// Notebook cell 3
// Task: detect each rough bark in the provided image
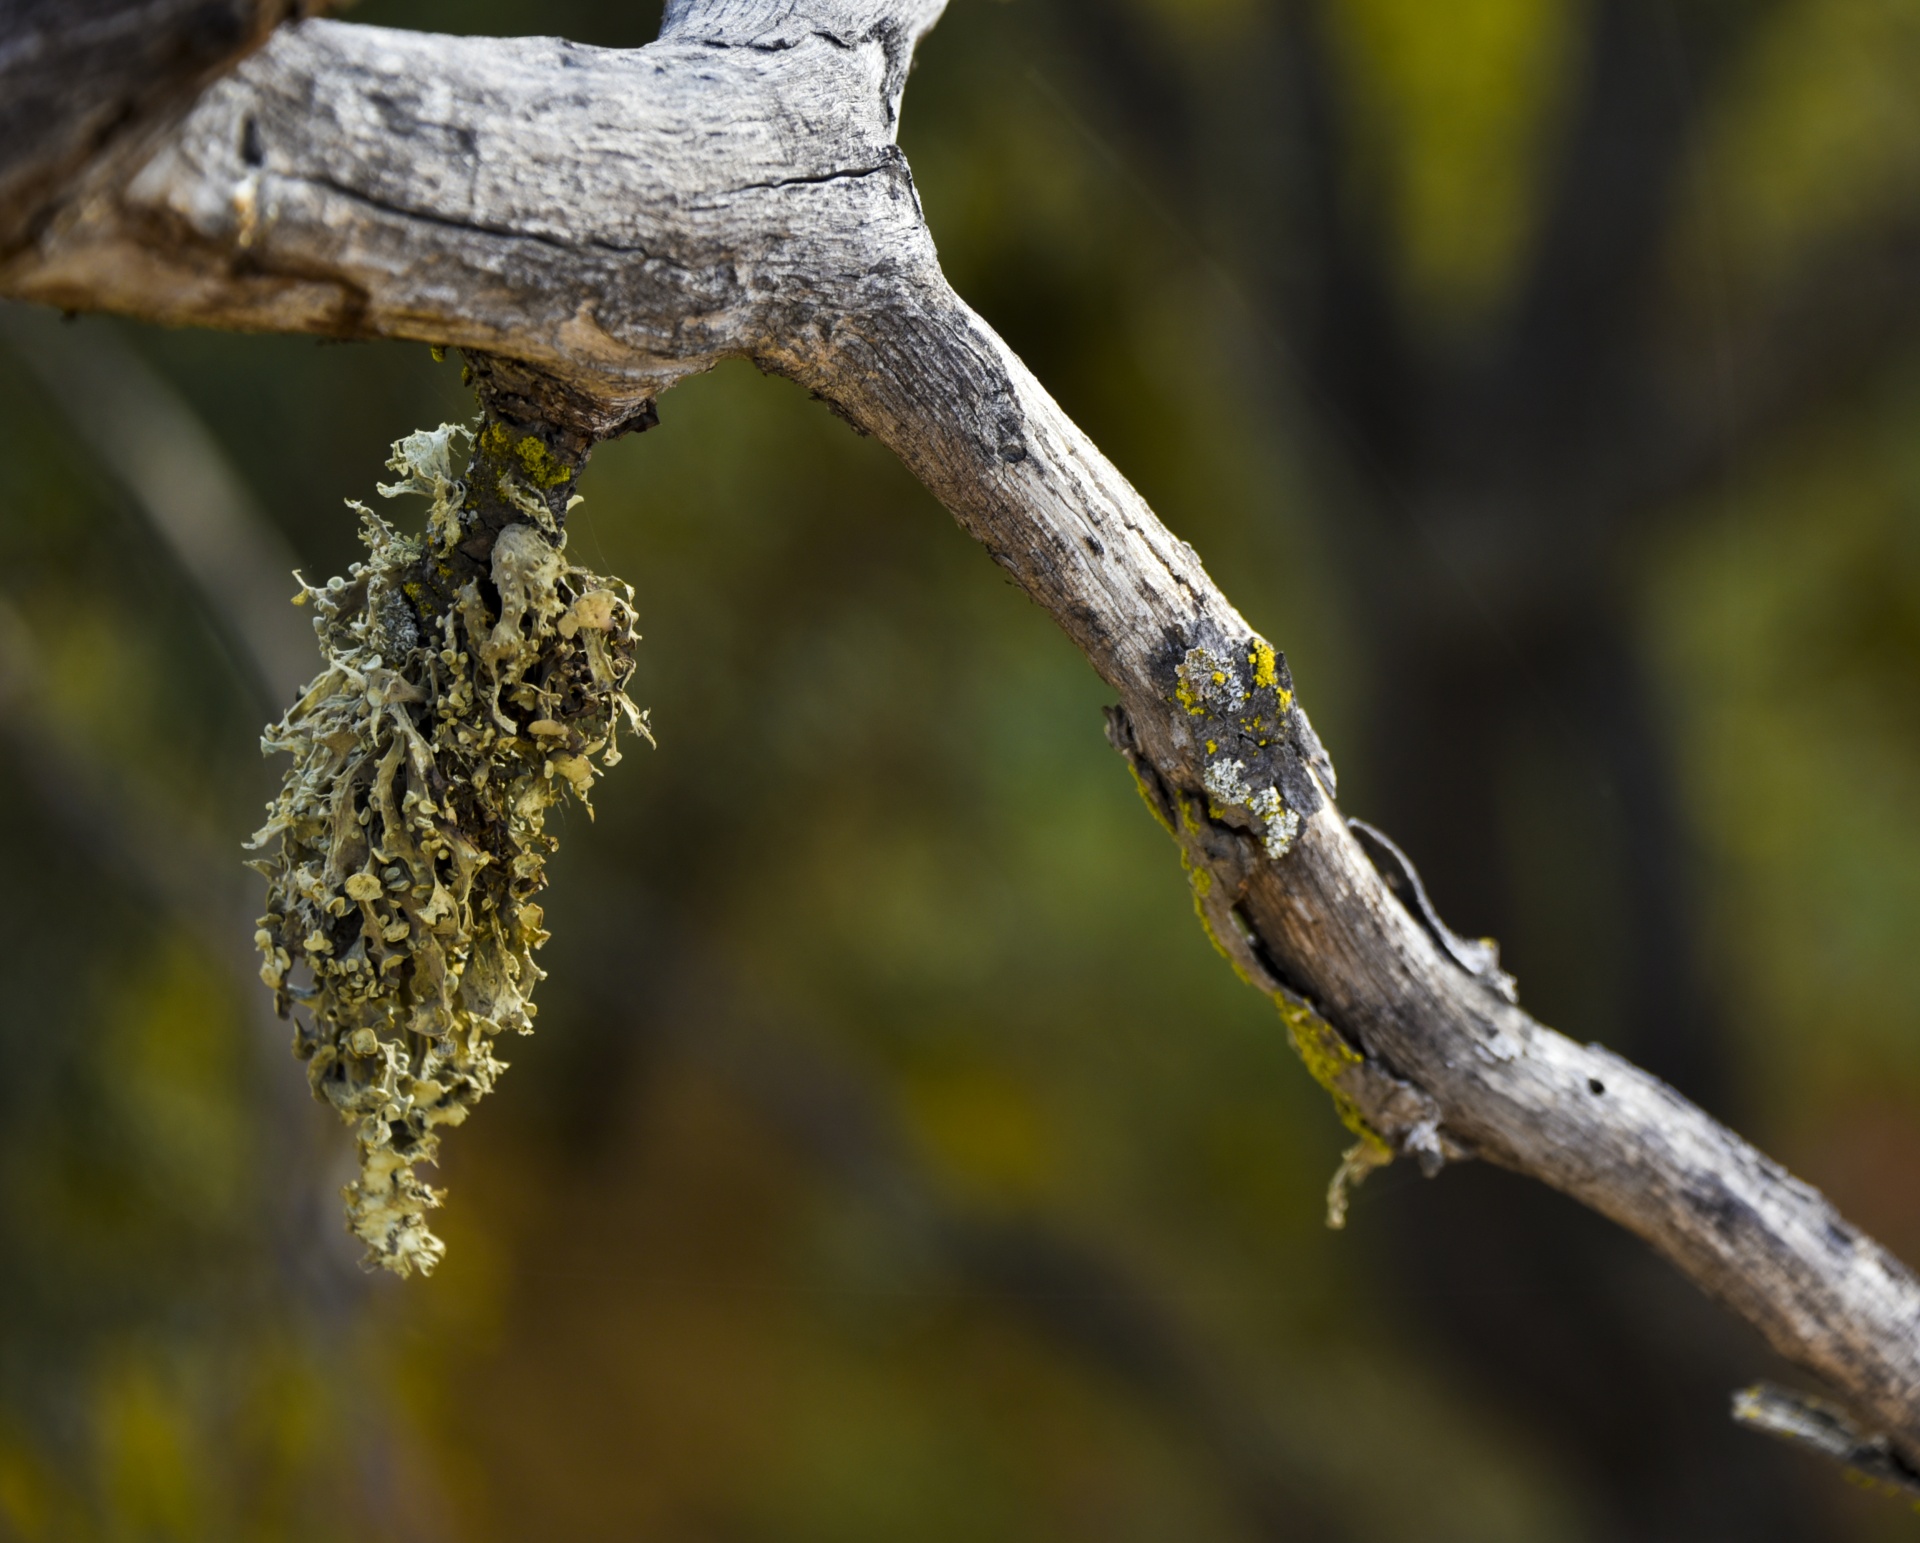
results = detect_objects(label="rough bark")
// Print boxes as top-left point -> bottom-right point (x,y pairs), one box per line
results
1033,3 -> 1882,1529
0,0 -> 325,257
4,0 -> 1917,1470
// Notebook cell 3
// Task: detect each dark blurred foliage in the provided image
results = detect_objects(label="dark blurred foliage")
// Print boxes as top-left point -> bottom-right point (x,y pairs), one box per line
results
2,0 -> 1920,1537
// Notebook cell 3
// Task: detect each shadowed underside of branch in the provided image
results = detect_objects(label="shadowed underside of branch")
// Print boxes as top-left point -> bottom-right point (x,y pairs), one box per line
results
3,0 -> 1916,1477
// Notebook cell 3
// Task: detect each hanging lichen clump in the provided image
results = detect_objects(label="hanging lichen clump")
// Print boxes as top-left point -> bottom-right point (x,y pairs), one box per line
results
249,416 -> 648,1277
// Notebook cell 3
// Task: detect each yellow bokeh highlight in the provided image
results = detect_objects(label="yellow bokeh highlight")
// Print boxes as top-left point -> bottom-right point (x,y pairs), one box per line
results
903,1065 -> 1056,1200
1332,0 -> 1573,320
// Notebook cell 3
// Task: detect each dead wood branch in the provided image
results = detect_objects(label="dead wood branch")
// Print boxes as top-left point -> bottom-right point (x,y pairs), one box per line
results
4,0 -> 1916,1470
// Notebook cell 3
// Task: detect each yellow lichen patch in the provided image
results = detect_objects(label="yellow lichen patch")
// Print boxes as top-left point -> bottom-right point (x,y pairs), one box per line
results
1274,994 -> 1393,1227
249,421 -> 650,1277
1188,885 -> 1257,989
478,419 -> 573,490
1121,761 -> 1177,835
1249,639 -> 1279,690
513,433 -> 573,489
1276,996 -> 1373,1137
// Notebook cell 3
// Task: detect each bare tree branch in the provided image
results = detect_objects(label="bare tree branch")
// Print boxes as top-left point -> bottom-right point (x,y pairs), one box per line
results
5,0 -> 1918,1470
0,0 -> 324,256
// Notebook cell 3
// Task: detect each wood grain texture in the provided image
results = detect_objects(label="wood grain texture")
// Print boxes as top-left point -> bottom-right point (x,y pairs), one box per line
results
4,0 -> 1916,1461
0,0 -> 324,255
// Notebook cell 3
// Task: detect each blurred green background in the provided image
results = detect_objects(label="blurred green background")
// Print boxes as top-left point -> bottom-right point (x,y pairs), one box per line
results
3,0 -> 1920,1536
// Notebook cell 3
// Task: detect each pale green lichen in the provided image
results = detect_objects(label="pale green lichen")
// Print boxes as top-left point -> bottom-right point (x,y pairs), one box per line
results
1176,643 -> 1247,717
1178,641 -> 1302,856
1201,755 -> 1300,859
1115,678 -> 1388,1221
249,422 -> 648,1276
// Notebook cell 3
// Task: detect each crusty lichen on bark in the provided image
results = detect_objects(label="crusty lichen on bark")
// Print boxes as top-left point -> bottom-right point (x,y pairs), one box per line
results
249,416 -> 648,1276
1107,646 -> 1454,1228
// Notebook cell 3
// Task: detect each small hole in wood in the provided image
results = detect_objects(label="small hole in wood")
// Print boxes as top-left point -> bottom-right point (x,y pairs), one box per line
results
1588,1078 -> 1606,1096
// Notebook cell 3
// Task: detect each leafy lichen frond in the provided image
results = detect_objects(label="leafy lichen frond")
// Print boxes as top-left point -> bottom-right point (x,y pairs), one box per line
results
249,421 -> 648,1276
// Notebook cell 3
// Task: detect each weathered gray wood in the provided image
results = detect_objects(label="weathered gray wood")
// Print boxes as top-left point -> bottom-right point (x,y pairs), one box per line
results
4,0 -> 1917,1466
0,0 -> 321,256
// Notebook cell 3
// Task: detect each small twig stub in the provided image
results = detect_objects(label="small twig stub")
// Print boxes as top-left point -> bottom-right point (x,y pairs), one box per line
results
1733,1383 -> 1920,1500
